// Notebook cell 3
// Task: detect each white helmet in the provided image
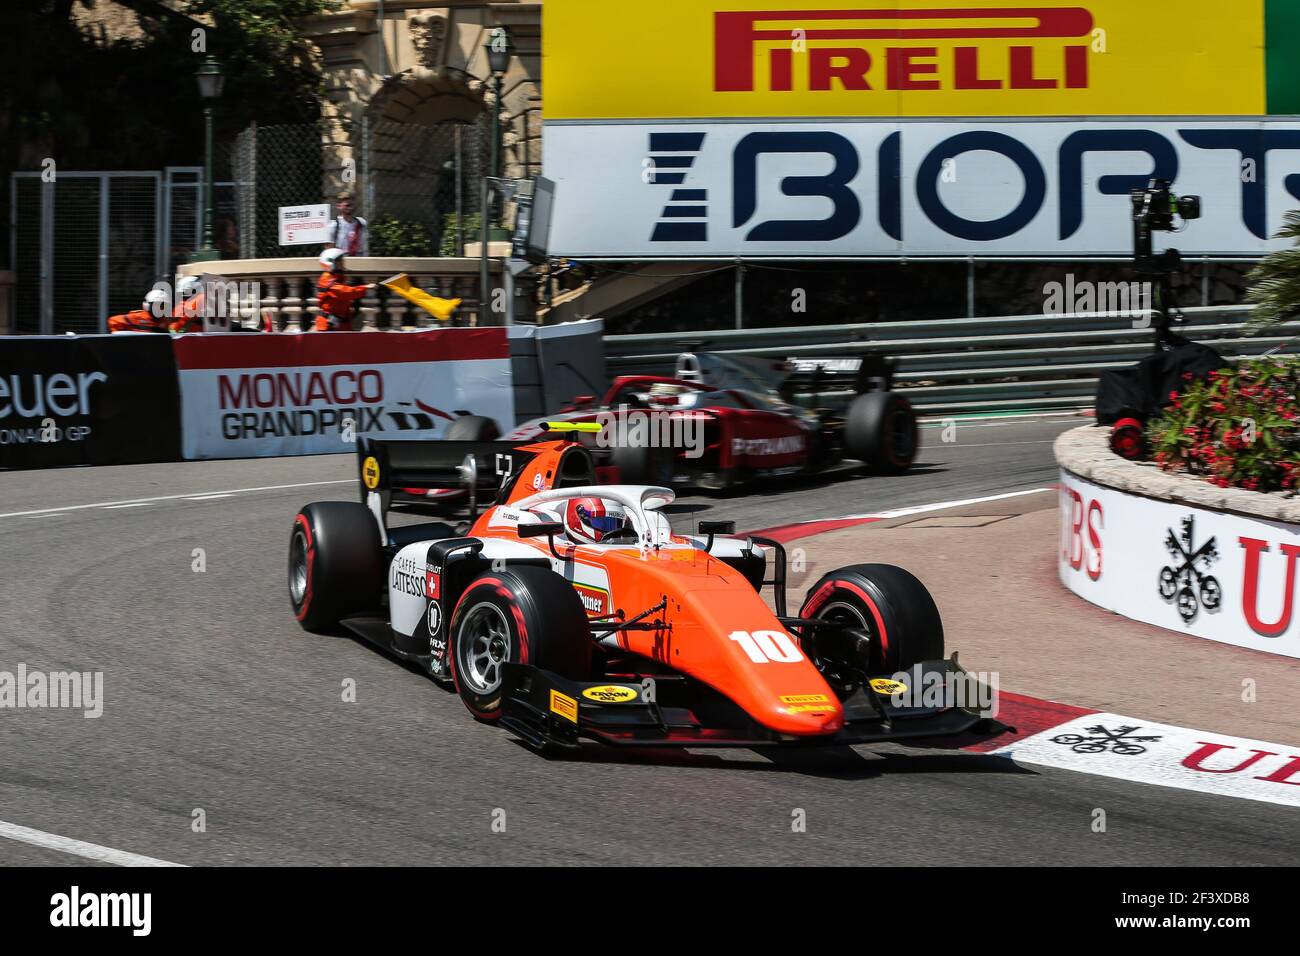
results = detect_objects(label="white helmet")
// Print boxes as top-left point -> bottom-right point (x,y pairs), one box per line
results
143,288 -> 170,313
320,247 -> 346,270
177,275 -> 203,297
648,382 -> 690,407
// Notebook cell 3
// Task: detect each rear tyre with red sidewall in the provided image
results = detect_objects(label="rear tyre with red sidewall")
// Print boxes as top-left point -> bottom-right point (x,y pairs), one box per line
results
289,502 -> 384,632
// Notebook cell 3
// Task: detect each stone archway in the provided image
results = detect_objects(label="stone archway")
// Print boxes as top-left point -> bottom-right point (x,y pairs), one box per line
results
361,66 -> 490,255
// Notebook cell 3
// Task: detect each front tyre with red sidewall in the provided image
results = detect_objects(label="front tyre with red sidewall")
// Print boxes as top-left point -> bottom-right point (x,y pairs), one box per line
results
449,566 -> 592,720
800,563 -> 944,676
289,502 -> 384,632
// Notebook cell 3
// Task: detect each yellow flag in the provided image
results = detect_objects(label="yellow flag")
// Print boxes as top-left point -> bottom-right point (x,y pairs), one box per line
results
381,273 -> 461,322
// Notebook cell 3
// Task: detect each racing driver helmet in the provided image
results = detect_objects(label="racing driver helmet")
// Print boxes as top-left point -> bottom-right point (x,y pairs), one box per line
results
565,497 -> 633,544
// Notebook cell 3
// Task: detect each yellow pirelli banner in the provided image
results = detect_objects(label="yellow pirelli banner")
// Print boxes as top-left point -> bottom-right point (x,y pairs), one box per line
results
543,0 -> 1268,119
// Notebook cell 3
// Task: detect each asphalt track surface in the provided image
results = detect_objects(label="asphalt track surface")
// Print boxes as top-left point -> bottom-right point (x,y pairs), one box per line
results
1,415 -> 1297,866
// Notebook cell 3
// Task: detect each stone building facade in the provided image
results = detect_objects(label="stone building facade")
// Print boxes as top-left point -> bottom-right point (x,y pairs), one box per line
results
301,1 -> 542,206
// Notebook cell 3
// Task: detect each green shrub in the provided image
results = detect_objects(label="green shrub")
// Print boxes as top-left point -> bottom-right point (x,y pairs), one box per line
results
370,216 -> 434,257
1245,210 -> 1300,332
440,213 -> 481,257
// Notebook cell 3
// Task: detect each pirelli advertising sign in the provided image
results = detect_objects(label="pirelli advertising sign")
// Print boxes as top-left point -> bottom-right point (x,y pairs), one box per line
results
542,1 -> 1300,258
546,0 -> 1296,120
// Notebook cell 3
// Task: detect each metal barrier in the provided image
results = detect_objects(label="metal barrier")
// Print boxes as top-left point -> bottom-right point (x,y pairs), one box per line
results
603,306 -> 1299,415
10,171 -> 163,334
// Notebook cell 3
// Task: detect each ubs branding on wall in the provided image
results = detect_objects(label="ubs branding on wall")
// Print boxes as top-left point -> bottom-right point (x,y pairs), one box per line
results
1059,470 -> 1300,659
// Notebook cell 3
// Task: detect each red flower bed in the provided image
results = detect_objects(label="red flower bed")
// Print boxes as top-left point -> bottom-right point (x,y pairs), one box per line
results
1146,357 -> 1300,493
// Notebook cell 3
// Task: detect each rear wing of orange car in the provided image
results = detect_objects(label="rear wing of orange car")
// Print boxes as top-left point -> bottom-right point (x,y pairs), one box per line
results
356,435 -> 530,526
356,431 -> 601,531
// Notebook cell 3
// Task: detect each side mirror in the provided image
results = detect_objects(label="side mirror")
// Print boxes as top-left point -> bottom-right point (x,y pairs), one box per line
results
517,521 -> 563,539
518,520 -> 565,559
698,520 -> 735,552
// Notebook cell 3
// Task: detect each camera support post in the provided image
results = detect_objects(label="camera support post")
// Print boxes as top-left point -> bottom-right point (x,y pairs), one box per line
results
1130,178 -> 1202,352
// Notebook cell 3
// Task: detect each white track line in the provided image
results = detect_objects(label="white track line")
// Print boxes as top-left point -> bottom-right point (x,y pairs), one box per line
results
102,503 -> 153,510
0,820 -> 185,867
919,411 -> 1085,425
938,440 -> 1061,449
0,479 -> 352,521
184,493 -> 235,501
851,486 -> 1054,520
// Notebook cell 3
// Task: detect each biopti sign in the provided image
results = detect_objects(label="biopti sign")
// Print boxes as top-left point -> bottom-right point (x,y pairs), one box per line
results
542,1 -> 1300,259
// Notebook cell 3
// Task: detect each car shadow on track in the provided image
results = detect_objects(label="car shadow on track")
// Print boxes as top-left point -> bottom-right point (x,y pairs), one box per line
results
326,632 -> 1034,782
516,739 -> 1036,781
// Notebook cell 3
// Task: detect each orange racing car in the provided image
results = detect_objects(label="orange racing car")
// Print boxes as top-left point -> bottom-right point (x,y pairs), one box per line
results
288,427 -> 1007,753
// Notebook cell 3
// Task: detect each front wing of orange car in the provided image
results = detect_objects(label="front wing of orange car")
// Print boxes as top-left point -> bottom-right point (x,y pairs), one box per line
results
498,658 -> 1011,754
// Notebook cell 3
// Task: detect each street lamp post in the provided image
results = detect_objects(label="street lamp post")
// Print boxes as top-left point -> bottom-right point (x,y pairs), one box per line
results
190,56 -> 225,263
486,27 -> 512,243
480,27 -> 513,323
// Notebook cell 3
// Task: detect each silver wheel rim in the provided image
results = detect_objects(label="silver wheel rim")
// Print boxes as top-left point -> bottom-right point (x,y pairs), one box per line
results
820,599 -> 868,631
289,530 -> 309,604
457,602 -> 512,694
811,598 -> 872,684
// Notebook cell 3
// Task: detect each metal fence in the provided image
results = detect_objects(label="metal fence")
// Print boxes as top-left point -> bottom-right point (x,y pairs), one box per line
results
604,306 -> 1299,415
158,166 -> 232,271
361,115 -> 489,256
9,171 -> 163,334
230,117 -> 490,260
231,123 -> 326,259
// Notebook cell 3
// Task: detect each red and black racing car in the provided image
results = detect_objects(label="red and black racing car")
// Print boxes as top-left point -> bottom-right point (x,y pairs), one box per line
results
443,352 -> 919,492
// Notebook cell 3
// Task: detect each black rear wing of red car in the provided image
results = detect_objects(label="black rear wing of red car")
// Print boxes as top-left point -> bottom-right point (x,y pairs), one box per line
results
778,355 -> 896,399
675,351 -> 895,406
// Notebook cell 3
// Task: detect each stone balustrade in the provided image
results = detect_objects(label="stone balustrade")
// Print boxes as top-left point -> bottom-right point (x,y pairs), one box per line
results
174,257 -> 502,331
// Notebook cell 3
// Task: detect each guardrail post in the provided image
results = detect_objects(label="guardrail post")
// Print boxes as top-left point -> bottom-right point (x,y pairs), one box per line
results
734,258 -> 745,330
966,257 -> 976,319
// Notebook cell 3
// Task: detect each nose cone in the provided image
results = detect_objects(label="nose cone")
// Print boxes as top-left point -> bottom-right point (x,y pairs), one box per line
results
762,696 -> 844,736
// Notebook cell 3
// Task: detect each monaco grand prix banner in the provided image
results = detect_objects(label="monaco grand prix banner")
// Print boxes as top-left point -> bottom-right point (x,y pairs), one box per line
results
174,329 -> 514,460
543,0 -> 1300,259
1059,470 -> 1300,660
0,335 -> 180,470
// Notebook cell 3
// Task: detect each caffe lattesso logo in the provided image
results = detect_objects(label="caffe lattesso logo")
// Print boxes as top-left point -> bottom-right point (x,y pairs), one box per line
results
0,664 -> 103,718
50,886 -> 151,936
1159,515 -> 1221,623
